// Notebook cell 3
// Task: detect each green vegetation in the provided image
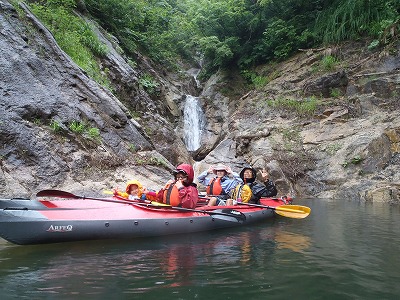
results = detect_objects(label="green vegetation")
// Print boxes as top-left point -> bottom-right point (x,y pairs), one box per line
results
67,120 -> 102,142
86,127 -> 101,142
240,70 -> 268,89
330,88 -> 342,98
321,55 -> 339,71
28,0 -> 111,89
129,110 -> 141,120
311,55 -> 340,74
282,128 -> 301,142
368,40 -> 380,50
266,96 -> 319,116
33,118 -> 42,125
138,74 -> 159,95
79,0 -> 399,78
314,0 -> 398,44
342,155 -> 363,168
42,119 -> 100,142
240,67 -> 281,88
148,156 -> 169,168
68,120 -> 85,134
49,119 -> 62,132
26,0 -> 399,83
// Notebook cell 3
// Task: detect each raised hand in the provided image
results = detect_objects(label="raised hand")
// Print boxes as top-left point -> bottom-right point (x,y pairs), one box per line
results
226,166 -> 232,174
175,179 -> 184,189
261,168 -> 270,181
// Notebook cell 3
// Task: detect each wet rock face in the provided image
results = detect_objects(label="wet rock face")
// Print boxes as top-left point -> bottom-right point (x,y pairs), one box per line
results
0,2 -> 154,196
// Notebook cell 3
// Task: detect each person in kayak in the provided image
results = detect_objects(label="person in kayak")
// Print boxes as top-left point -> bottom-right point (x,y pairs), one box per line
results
197,163 -> 242,206
113,179 -> 158,202
154,164 -> 199,209
113,179 -> 148,200
230,166 -> 277,204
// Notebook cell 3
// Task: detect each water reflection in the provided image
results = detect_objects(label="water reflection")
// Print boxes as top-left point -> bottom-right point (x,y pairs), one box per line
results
1,199 -> 400,299
275,230 -> 311,253
0,224 -> 290,296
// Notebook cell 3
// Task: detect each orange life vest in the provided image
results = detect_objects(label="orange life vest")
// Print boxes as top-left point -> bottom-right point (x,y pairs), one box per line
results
206,178 -> 223,195
163,183 -> 181,207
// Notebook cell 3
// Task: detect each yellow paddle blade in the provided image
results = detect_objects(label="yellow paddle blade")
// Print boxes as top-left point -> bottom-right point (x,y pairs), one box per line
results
150,201 -> 171,207
103,190 -> 114,195
275,205 -> 311,219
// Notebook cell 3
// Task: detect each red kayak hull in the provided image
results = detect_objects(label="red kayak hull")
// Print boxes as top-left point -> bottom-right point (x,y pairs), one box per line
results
0,197 -> 288,245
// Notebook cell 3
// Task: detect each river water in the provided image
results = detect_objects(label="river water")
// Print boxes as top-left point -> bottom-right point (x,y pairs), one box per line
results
0,198 -> 399,299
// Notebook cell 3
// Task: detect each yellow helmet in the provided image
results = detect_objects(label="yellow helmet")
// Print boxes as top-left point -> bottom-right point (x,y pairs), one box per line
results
125,179 -> 143,195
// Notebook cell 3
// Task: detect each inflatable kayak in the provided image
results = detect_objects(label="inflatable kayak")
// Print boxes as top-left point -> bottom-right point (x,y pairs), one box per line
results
0,190 -> 310,245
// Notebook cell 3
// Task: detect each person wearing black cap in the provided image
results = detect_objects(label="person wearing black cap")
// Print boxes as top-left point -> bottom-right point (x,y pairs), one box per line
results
231,166 -> 277,204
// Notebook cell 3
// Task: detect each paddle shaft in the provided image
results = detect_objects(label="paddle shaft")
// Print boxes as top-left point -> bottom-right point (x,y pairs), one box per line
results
36,189 -> 140,204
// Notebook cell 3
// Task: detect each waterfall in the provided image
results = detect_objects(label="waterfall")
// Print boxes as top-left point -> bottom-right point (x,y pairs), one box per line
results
183,95 -> 204,151
187,68 -> 201,88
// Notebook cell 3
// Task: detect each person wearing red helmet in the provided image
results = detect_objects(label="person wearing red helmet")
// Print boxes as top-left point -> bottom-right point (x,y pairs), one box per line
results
155,164 -> 199,209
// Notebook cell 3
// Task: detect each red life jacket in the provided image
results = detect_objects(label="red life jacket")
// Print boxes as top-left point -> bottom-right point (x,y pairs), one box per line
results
163,183 -> 181,207
206,178 -> 223,195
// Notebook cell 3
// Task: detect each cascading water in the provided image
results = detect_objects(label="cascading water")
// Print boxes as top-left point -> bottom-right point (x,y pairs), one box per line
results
187,68 -> 201,88
183,95 -> 204,151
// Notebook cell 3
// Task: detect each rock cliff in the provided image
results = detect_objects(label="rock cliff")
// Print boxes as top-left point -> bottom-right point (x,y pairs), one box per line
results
1,1 -> 399,202
204,43 -> 400,202
0,1 -> 187,197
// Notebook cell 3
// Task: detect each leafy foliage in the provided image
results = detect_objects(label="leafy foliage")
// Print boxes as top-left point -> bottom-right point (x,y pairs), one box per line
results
68,120 -> 102,142
314,0 -> 399,43
28,0 -> 111,88
69,120 -> 85,134
83,0 -> 192,68
27,0 -> 400,80
138,74 -> 159,95
342,156 -> 363,168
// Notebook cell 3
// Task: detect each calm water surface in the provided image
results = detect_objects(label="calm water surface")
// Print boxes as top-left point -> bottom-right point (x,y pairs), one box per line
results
1,198 -> 400,299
